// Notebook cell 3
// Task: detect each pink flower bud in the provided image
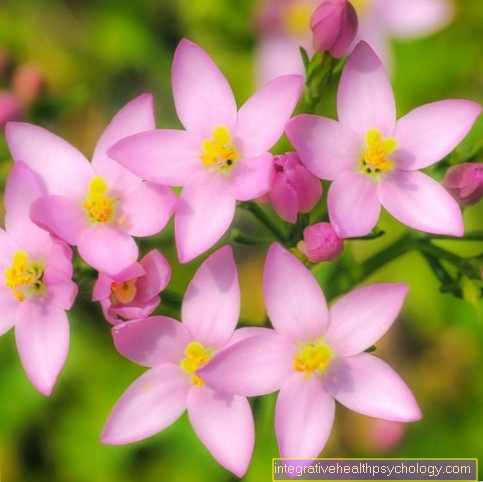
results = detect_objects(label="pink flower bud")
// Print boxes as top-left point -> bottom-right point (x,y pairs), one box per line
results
442,162 -> 483,206
0,90 -> 23,127
269,152 -> 322,223
310,0 -> 358,58
298,222 -> 344,262
12,64 -> 45,105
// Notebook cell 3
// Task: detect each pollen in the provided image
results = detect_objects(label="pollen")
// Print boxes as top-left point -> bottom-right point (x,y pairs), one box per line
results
361,128 -> 397,176
83,176 -> 117,224
200,126 -> 240,171
4,250 -> 45,302
110,278 -> 137,305
293,339 -> 333,380
180,341 -> 212,387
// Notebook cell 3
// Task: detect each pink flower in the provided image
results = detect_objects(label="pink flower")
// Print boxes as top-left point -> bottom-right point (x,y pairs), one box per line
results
93,249 -> 171,325
442,163 -> 483,206
199,243 -> 421,459
298,222 -> 344,262
0,162 -> 77,395
108,39 -> 303,263
267,152 -> 322,223
101,246 -> 260,477
286,42 -> 481,238
5,94 -> 177,276
311,0 -> 358,57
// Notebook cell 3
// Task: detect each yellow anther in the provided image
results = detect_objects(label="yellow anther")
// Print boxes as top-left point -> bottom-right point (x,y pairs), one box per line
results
180,341 -> 212,387
200,126 -> 240,171
4,250 -> 44,302
293,340 -> 333,380
361,128 -> 397,175
110,279 -> 137,305
83,176 -> 116,224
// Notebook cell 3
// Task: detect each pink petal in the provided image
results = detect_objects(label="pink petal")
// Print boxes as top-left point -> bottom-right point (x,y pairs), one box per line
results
92,94 -> 155,195
101,364 -> 190,445
30,195 -> 87,245
394,100 -> 482,170
77,224 -> 138,276
198,332 -> 295,397
377,0 -> 454,38
234,75 -> 302,158
136,250 -> 171,303
275,373 -> 335,459
187,386 -> 254,478
15,300 -> 69,396
325,283 -> 408,356
108,129 -> 203,186
271,172 -> 299,223
328,171 -> 380,238
264,243 -> 329,341
112,316 -> 190,367
172,39 -> 237,138
5,122 -> 92,196
4,162 -> 52,255
182,246 -> 239,347
109,299 -> 160,323
378,170 -> 464,236
286,115 -> 360,181
175,173 -> 236,263
0,290 -> 18,337
327,353 -> 422,421
43,268 -> 78,311
337,42 -> 396,140
288,164 -> 323,212
226,153 -> 272,201
119,182 -> 176,237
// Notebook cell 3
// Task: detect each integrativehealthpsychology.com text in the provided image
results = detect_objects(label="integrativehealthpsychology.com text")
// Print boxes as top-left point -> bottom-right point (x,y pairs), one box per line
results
272,458 -> 478,481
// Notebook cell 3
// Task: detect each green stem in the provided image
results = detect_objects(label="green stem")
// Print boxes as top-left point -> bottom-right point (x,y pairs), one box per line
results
416,241 -> 463,267
230,228 -> 271,246
238,202 -> 287,244
429,231 -> 483,241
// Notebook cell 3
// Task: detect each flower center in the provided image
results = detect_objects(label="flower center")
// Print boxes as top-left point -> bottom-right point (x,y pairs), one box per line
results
200,126 -> 240,172
281,1 -> 313,36
110,279 -> 137,305
360,128 -> 397,177
4,250 -> 45,302
83,176 -> 117,224
293,339 -> 333,379
180,341 -> 212,387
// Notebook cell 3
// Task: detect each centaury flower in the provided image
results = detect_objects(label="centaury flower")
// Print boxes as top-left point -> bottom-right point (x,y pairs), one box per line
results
101,246 -> 260,477
108,39 -> 303,263
0,162 -> 77,395
5,94 -> 176,276
199,243 -> 421,459
286,42 -> 481,238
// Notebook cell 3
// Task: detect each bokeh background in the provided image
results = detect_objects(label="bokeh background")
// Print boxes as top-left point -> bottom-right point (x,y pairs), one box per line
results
1,0 -> 483,481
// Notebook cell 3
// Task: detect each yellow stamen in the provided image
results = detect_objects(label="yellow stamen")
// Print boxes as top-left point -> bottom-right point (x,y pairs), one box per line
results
4,250 -> 45,302
180,341 -> 212,387
361,128 -> 397,176
83,176 -> 116,224
110,279 -> 137,305
293,339 -> 333,380
200,126 -> 240,171
281,1 -> 313,36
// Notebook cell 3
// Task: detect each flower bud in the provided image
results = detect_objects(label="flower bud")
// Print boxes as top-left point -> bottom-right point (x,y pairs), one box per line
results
268,152 -> 322,223
310,0 -> 358,57
12,64 -> 45,105
298,222 -> 344,262
442,162 -> 483,206
0,90 -> 23,127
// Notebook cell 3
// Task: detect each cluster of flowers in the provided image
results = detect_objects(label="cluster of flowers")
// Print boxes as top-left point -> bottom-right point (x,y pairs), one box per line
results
0,0 -> 481,477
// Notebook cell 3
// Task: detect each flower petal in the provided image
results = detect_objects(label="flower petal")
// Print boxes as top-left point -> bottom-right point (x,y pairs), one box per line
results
264,243 -> 329,340
198,332 -> 295,397
175,173 -> 235,263
120,182 -> 176,237
182,246 -> 239,347
325,283 -> 408,356
112,316 -> 190,367
394,100 -> 482,170
286,115 -> 360,181
275,373 -> 335,459
30,195 -> 87,246
136,250 -> 172,303
378,170 -> 464,236
5,122 -> 92,196
337,42 -> 396,140
328,171 -> 380,238
0,290 -> 18,337
101,364 -> 190,445
15,300 -> 69,396
327,353 -> 422,422
226,153 -> 272,201
188,386 -> 254,478
172,39 -> 237,137
234,75 -> 302,158
270,172 -> 299,223
108,129 -> 203,186
77,224 -> 138,276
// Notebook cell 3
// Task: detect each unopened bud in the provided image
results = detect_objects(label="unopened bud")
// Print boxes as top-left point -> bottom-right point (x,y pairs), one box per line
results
442,162 -> 483,206
298,222 -> 344,262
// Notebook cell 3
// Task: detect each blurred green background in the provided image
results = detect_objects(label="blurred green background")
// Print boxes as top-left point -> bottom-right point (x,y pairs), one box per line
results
1,0 -> 483,481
